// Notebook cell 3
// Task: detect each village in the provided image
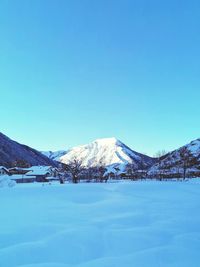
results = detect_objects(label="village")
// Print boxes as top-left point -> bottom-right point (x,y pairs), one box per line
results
0,161 -> 197,186
0,163 -> 149,185
0,164 -> 117,185
0,165 -> 63,184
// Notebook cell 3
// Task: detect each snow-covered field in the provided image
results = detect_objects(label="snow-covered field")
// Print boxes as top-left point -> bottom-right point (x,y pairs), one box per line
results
1,180 -> 200,267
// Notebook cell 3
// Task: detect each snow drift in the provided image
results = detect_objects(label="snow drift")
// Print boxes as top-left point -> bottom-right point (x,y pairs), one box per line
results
0,181 -> 200,267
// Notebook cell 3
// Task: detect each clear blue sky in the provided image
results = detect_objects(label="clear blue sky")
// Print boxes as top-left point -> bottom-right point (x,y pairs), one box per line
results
0,0 -> 200,156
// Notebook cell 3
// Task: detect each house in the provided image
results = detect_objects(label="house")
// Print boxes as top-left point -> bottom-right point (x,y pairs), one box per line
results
8,165 -> 60,184
26,166 -> 59,182
9,167 -> 30,175
0,166 -> 10,176
103,164 -> 124,180
11,175 -> 36,183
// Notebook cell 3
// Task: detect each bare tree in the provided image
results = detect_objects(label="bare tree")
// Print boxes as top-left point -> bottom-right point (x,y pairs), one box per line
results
154,150 -> 168,180
98,160 -> 107,182
154,150 -> 168,159
64,157 -> 84,183
11,159 -> 31,168
92,161 -> 107,182
58,172 -> 65,184
179,147 -> 192,179
84,167 -> 94,182
125,162 -> 136,180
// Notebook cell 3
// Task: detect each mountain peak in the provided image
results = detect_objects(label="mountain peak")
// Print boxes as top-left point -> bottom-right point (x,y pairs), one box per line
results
94,137 -> 120,145
57,137 -> 154,170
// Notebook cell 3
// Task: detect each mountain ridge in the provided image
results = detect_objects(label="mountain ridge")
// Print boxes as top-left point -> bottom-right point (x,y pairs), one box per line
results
148,138 -> 200,177
0,132 -> 57,167
43,137 -> 156,170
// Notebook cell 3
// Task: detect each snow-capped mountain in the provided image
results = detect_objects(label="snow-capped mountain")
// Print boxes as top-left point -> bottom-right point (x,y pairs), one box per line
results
0,132 -> 57,167
58,137 -> 155,170
41,150 -> 67,161
148,138 -> 200,177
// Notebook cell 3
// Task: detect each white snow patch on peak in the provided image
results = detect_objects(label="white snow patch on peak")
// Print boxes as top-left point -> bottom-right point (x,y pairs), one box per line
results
93,137 -> 120,145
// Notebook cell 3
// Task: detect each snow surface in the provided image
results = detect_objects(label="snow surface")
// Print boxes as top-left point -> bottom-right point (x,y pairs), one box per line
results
0,175 -> 16,187
0,180 -> 200,267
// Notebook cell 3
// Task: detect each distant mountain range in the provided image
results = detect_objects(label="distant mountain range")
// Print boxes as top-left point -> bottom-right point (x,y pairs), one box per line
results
0,133 -> 56,167
42,137 -> 156,171
1,131 -> 200,177
43,137 -> 200,177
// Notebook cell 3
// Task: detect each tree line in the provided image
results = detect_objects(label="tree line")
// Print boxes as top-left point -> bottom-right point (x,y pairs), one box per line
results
61,147 -> 199,183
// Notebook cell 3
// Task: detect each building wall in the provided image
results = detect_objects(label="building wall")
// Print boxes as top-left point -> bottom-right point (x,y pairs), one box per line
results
0,169 -> 8,176
14,178 -> 36,183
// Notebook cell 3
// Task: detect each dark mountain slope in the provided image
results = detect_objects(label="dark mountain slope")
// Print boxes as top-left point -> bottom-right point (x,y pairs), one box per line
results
0,132 -> 56,167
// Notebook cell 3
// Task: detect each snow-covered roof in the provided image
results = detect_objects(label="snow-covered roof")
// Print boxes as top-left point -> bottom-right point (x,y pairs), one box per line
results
26,166 -> 53,176
9,167 -> 30,171
103,164 -> 126,177
46,176 -> 59,180
0,166 -> 9,172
